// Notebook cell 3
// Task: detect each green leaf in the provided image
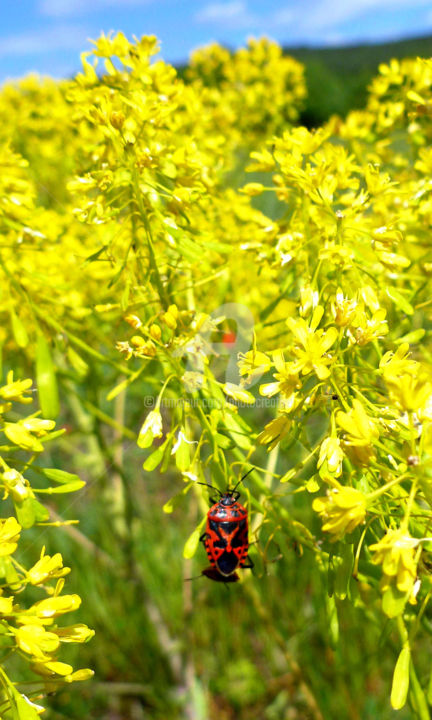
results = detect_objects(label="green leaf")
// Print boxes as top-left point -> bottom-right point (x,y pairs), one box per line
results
183,526 -> 203,559
160,436 -> 174,473
143,446 -> 165,471
391,644 -> 410,710
41,468 -> 81,484
0,669 -> 41,720
10,309 -> 29,349
222,412 -> 252,451
386,287 -> 414,315
36,334 -> 60,419
410,662 -> 430,720
175,435 -> 191,473
12,690 -> 41,720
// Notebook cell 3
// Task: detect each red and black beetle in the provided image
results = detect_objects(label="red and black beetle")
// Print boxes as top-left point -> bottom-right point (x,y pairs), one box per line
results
197,469 -> 254,583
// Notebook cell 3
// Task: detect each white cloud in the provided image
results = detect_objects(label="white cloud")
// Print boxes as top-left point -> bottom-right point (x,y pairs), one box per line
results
0,25 -> 87,58
39,0 -> 153,18
299,0 -> 432,33
195,1 -> 256,27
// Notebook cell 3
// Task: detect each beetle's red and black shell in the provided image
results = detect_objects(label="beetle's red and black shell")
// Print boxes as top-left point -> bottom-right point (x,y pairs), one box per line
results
202,495 -> 249,577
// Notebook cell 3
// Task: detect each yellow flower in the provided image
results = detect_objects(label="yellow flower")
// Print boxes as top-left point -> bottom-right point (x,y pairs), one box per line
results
385,370 -> 432,414
16,624 -> 60,659
1,469 -> 31,501
337,399 -> 378,464
332,288 -> 358,327
54,624 -> 95,643
32,660 -> 73,676
287,306 -> 338,380
238,348 -> 272,382
370,528 -> 418,596
0,372 -> 33,404
223,383 -> 255,405
257,414 -> 291,451
349,308 -> 388,346
317,437 -> 344,478
259,352 -> 300,400
0,517 -> 21,556
137,409 -> 163,448
31,594 -> 81,619
21,417 -> 55,437
3,422 -> 44,452
64,668 -> 95,682
380,343 -> 418,379
27,550 -> 70,585
299,286 -> 319,317
313,487 -> 367,540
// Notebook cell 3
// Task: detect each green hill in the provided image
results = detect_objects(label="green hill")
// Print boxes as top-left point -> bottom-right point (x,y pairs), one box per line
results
285,33 -> 432,125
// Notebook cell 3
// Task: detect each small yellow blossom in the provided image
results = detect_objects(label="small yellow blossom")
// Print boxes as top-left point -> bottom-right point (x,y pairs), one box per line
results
257,414 -> 291,451
1,469 -> 31,501
259,352 -> 300,400
149,324 -> 162,341
287,306 -> 338,380
385,370 -> 432,413
313,487 -> 367,540
299,286 -> 319,317
27,550 -> 70,585
317,437 -> 344,478
380,343 -> 418,378
0,372 -> 33,404
332,288 -> 358,327
54,624 -> 95,643
33,660 -> 73,676
3,422 -> 45,452
137,409 -> 163,448
370,528 -> 418,597
64,668 -> 95,682
238,348 -> 272,381
0,517 -> 21,556
16,624 -> 60,659
21,417 -> 56,436
31,594 -> 81,619
124,314 -> 142,329
337,400 -> 378,464
350,308 -> 388,346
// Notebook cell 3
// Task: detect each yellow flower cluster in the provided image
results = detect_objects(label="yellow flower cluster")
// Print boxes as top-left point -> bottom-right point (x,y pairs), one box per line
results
0,373 -> 93,712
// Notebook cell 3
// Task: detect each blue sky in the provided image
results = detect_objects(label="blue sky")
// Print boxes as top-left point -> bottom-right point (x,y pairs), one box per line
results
1,0 -> 432,82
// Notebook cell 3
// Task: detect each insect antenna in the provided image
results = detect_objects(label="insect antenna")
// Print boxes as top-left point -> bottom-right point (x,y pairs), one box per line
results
230,467 -> 253,495
193,480 -> 223,497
